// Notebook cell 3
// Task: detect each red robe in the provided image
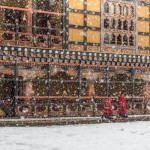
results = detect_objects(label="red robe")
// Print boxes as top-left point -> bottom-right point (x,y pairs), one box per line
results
117,95 -> 127,115
104,97 -> 112,114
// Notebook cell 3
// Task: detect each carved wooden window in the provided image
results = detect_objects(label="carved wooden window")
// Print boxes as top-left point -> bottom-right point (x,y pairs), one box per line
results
104,3 -> 109,13
117,34 -> 121,45
111,4 -> 115,15
123,35 -> 128,45
129,6 -> 134,17
123,6 -> 127,16
129,21 -> 134,31
117,5 -> 121,15
111,34 -> 115,44
104,18 -> 109,28
123,20 -> 128,30
129,35 -> 134,46
117,19 -> 121,30
104,33 -> 109,44
111,19 -> 115,29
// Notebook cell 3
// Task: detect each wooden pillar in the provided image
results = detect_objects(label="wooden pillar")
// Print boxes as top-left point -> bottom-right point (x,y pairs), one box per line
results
25,81 -> 33,104
146,85 -> 150,99
88,83 -> 95,96
106,67 -> 109,97
131,68 -> 135,114
26,0 -> 33,33
0,8 -> 5,30
32,0 -> 37,47
14,61 -> 19,117
47,64 -> 51,116
62,0 -> 66,49
78,65 -> 81,116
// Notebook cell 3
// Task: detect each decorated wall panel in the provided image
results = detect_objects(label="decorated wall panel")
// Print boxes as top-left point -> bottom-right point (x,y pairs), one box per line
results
138,35 -> 149,47
138,21 -> 149,33
87,30 -> 100,43
69,12 -> 84,26
87,0 -> 101,12
87,14 -> 100,27
69,0 -> 84,10
69,28 -> 84,42
138,6 -> 149,18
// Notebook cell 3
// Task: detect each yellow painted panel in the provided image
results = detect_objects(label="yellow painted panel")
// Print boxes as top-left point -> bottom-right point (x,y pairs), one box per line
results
138,35 -> 149,47
0,109 -> 6,116
69,0 -> 84,10
138,6 -> 149,18
87,14 -> 100,27
138,21 -> 149,32
69,12 -> 84,26
87,30 -> 100,43
69,28 -> 84,42
87,0 -> 101,12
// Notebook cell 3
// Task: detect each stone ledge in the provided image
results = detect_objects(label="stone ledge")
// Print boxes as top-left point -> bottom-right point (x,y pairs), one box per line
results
0,115 -> 150,127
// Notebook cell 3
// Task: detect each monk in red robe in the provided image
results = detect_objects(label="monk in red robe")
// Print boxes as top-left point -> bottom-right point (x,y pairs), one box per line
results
117,92 -> 128,118
102,95 -> 113,119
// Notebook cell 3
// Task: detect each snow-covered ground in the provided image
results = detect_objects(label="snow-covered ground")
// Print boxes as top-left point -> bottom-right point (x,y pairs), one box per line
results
0,121 -> 150,150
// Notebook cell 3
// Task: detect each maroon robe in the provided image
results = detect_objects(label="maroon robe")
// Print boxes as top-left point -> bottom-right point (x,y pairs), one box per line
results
117,95 -> 127,115
104,97 -> 112,114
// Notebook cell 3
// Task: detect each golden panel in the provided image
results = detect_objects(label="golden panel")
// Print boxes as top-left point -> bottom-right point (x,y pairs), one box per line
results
69,0 -> 84,10
0,109 -> 6,116
87,14 -> 100,27
87,30 -> 100,43
138,21 -> 149,32
138,6 -> 149,18
87,0 -> 101,12
138,35 -> 150,47
69,12 -> 84,26
69,28 -> 84,42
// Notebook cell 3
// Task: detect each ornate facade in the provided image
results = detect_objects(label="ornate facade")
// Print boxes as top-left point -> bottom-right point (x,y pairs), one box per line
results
0,0 -> 149,117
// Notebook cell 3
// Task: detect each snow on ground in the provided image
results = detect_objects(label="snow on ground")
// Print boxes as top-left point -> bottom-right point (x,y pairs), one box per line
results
0,121 -> 150,150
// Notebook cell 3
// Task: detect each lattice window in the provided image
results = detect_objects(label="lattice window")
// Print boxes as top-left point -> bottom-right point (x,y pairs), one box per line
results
104,33 -> 109,44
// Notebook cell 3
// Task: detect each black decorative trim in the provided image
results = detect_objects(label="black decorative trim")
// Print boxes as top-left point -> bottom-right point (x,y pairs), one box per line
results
62,0 -> 66,49
138,32 -> 150,36
65,0 -> 69,50
138,1 -> 150,7
32,0 -> 37,47
68,41 -> 101,46
69,8 -> 101,16
138,47 -> 150,50
69,25 -> 101,31
1,45 -> 150,68
84,0 -> 87,51
138,18 -> 150,21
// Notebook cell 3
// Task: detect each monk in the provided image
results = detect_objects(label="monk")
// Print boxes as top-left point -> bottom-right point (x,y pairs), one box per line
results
102,95 -> 113,119
117,92 -> 128,118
